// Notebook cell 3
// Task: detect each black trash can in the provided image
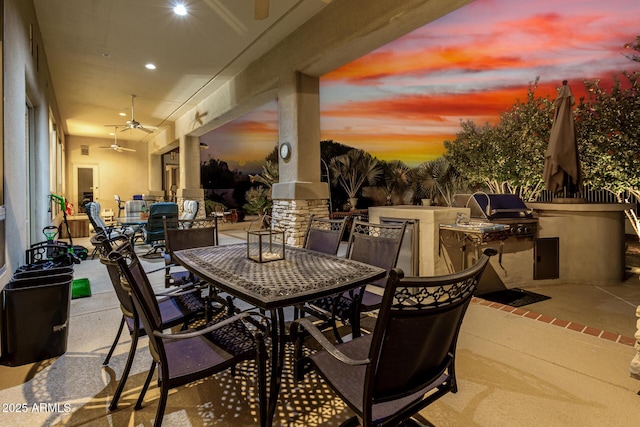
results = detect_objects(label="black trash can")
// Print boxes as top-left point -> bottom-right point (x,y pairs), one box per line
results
1,269 -> 73,366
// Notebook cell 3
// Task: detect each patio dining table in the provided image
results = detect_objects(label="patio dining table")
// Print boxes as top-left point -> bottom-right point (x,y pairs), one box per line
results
116,216 -> 147,245
173,243 -> 386,426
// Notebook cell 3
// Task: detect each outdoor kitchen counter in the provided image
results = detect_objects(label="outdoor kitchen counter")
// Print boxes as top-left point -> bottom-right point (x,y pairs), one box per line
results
527,202 -> 634,284
369,205 -> 470,276
528,202 -> 634,213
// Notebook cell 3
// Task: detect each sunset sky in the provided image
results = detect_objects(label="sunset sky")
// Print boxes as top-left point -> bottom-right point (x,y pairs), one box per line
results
201,0 -> 640,171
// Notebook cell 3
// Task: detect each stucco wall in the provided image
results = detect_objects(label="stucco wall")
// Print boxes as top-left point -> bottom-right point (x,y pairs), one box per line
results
2,0 -> 62,284
65,135 -> 149,215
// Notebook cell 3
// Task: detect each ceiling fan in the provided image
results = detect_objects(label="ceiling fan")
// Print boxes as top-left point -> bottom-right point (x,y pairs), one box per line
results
100,127 -> 136,153
106,94 -> 154,133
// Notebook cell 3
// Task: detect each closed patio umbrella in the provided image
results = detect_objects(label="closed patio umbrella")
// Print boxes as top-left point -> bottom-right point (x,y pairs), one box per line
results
543,80 -> 582,195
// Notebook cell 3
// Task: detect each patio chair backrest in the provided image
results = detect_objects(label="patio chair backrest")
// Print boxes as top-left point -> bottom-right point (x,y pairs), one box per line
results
180,200 -> 199,220
92,233 -> 137,317
344,219 -> 406,287
111,244 -> 164,359
163,217 -> 218,259
114,195 -> 124,217
302,215 -> 347,256
366,252 -> 491,407
124,200 -> 146,217
145,202 -> 178,244
85,201 -> 109,233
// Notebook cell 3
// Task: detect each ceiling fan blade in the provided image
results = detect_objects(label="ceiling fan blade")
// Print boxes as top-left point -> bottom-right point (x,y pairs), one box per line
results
106,96 -> 152,134
254,0 -> 269,20
120,147 -> 136,152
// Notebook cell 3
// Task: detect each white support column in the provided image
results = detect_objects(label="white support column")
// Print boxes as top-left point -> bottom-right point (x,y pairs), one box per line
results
177,135 -> 205,217
271,71 -> 329,245
147,152 -> 164,201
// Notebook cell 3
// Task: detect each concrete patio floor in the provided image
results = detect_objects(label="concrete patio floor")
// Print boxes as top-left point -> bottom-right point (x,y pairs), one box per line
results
1,222 -> 640,426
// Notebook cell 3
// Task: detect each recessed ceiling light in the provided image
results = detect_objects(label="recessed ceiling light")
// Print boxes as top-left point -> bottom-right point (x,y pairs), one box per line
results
145,63 -> 157,70
119,112 -> 127,117
174,4 -> 187,16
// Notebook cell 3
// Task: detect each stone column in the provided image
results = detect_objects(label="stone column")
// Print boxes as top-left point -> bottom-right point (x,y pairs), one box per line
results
271,71 -> 329,246
632,306 -> 640,380
177,135 -> 205,218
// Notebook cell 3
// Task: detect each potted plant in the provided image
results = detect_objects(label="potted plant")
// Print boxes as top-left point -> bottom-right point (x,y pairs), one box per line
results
380,160 -> 411,206
329,149 -> 382,210
412,157 -> 461,207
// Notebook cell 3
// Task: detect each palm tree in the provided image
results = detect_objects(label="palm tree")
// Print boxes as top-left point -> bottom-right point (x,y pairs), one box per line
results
381,160 -> 411,205
249,160 -> 279,190
413,157 -> 461,206
329,149 -> 383,210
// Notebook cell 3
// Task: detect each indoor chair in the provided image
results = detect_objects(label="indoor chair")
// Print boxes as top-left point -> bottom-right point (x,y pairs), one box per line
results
290,249 -> 496,427
92,233 -> 210,411
142,202 -> 178,256
110,242 -> 268,427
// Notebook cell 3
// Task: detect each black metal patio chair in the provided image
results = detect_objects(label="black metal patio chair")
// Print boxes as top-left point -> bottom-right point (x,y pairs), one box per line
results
294,215 -> 347,321
312,219 -> 406,342
110,240 -> 268,427
290,249 -> 495,427
142,202 -> 178,256
162,216 -> 218,288
92,233 -> 211,411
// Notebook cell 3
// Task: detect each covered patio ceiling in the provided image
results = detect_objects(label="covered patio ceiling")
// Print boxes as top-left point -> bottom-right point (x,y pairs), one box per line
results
33,0 -> 473,146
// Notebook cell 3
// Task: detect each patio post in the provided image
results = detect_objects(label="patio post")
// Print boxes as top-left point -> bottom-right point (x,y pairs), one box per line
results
272,71 -> 329,246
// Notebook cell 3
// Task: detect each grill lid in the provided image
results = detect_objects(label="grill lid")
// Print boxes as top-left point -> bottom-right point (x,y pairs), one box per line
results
452,193 -> 533,220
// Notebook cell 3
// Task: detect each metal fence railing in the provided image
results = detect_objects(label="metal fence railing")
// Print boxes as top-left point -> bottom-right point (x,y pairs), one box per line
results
536,186 -> 639,213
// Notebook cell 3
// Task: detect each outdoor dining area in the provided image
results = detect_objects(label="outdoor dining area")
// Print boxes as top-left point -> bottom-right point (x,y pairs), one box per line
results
80,205 -> 499,426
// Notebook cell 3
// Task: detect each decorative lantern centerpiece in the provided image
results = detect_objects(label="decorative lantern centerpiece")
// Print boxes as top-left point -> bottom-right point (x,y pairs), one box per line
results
247,229 -> 285,263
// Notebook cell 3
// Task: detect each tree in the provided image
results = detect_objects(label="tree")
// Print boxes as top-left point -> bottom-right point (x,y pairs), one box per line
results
575,71 -> 640,236
200,158 -> 240,189
329,149 -> 383,209
244,151 -> 280,218
624,36 -> 640,63
249,160 -> 279,190
380,160 -> 411,205
412,157 -> 463,206
445,79 -> 552,201
243,187 -> 272,215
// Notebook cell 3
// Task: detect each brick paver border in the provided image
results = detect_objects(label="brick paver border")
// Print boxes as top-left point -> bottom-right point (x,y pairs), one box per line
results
472,297 -> 636,346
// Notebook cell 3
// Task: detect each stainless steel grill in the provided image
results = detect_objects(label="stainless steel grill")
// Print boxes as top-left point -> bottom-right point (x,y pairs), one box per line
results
452,193 -> 538,239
